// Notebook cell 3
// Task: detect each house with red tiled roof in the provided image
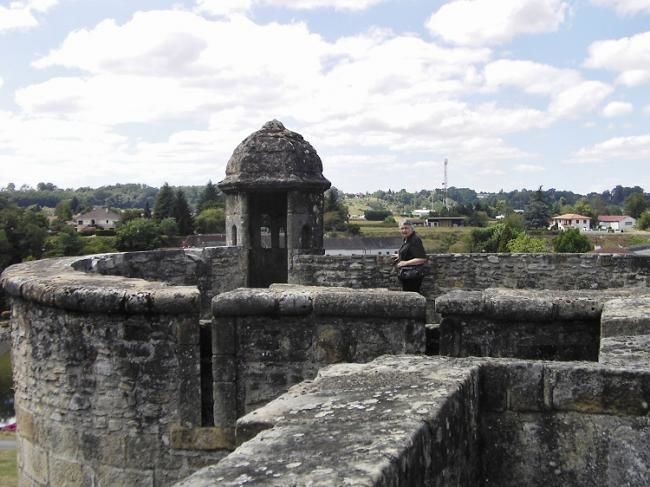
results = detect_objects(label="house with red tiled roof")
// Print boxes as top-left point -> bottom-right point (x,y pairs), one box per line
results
550,213 -> 591,231
597,215 -> 636,232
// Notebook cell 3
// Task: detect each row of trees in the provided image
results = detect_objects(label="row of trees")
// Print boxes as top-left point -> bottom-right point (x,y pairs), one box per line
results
353,185 -> 650,227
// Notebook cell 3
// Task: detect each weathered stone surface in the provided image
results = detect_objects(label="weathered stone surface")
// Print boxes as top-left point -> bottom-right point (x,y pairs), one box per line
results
176,356 -> 650,487
1,257 -> 200,315
601,295 -> 650,337
177,356 -> 482,487
219,120 -> 331,192
600,334 -> 650,367
170,426 -> 235,451
211,286 -> 426,429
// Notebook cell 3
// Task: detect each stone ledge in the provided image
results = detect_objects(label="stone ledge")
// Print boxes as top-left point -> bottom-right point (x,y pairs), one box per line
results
169,426 -> 235,451
212,285 -> 425,319
1,256 -> 200,315
601,296 -> 650,338
435,288 -> 644,322
600,335 -> 650,368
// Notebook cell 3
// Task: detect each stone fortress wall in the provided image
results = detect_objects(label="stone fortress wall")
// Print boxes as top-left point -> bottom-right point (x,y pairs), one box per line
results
2,248 -> 650,486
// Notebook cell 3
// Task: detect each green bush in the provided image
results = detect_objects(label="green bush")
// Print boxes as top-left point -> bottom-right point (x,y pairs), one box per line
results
364,209 -> 392,221
506,233 -> 548,253
637,211 -> 650,231
552,228 -> 592,253
115,219 -> 161,251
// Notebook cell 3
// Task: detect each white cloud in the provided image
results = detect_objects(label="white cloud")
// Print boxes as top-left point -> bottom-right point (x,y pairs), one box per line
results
549,81 -> 613,118
602,101 -> 633,117
584,32 -> 650,86
195,0 -> 386,16
483,59 -> 581,95
591,0 -> 650,15
426,0 -> 568,46
514,164 -> 545,172
195,0 -> 252,16
573,134 -> 650,162
0,0 -> 59,32
645,104 -> 650,114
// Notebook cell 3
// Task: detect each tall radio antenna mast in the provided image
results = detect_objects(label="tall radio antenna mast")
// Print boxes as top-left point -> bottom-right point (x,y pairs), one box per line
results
443,158 -> 449,211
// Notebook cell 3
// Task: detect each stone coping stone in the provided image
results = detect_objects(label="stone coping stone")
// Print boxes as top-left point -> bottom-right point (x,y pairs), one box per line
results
212,284 -> 426,319
599,335 -> 650,369
435,288 -> 647,322
0,256 -> 200,314
601,296 -> 650,338
175,355 -> 481,486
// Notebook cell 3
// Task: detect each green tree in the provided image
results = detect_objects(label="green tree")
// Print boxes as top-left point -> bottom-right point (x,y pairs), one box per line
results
506,233 -> 548,253
624,192 -> 648,219
467,223 -> 520,253
44,226 -> 84,257
159,217 -> 179,237
195,208 -> 225,234
524,186 -> 551,229
153,183 -> 175,222
55,199 -> 73,222
115,219 -> 161,251
83,236 -> 117,254
553,228 -> 592,253
637,211 -> 650,230
173,189 -> 194,235
121,208 -> 143,224
197,180 -> 223,212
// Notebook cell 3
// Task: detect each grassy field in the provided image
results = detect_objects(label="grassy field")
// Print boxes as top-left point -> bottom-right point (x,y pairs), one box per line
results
0,432 -> 16,486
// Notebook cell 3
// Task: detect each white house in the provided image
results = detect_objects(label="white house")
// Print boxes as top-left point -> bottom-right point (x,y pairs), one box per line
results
412,208 -> 431,218
597,215 -> 636,231
550,213 -> 591,231
74,207 -> 121,231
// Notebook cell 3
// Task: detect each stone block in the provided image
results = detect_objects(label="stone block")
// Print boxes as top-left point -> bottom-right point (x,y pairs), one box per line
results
97,465 -> 154,487
175,316 -> 200,345
21,439 -> 48,485
50,456 -> 83,486
599,334 -> 650,368
601,296 -> 650,338
212,317 -> 236,355
169,426 -> 234,450
548,366 -> 650,416
213,382 -> 238,428
212,355 -> 236,383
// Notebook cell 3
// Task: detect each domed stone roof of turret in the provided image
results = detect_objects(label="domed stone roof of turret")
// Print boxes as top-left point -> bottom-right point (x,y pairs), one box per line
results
218,120 -> 331,192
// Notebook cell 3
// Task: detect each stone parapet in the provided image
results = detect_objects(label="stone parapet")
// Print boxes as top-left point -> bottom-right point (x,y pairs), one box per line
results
211,285 -> 426,430
1,257 -> 200,315
175,355 -> 650,487
213,284 -> 425,319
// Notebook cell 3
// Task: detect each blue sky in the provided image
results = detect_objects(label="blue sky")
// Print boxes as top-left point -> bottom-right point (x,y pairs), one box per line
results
1,0 -> 650,194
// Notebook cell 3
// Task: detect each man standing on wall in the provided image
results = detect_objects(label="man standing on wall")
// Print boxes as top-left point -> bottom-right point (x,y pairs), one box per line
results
393,221 -> 428,293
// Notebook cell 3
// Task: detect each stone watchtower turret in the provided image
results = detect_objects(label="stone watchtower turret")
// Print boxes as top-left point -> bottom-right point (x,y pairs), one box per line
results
218,120 -> 331,287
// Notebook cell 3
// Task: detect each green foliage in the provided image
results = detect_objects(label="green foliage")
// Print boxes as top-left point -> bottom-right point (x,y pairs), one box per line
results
153,183 -> 175,222
624,192 -> 648,219
55,199 -> 72,221
524,187 -> 551,229
466,210 -> 489,227
195,208 -> 225,234
159,217 -> 179,237
324,187 -> 350,232
44,226 -> 84,257
197,180 -> 223,212
173,189 -> 194,235
364,209 -> 392,221
82,236 -> 117,254
115,219 -> 161,251
506,233 -> 548,253
121,208 -> 143,224
383,215 -> 396,225
347,224 -> 361,236
467,223 -> 520,253
637,211 -> 650,230
552,228 -> 593,253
